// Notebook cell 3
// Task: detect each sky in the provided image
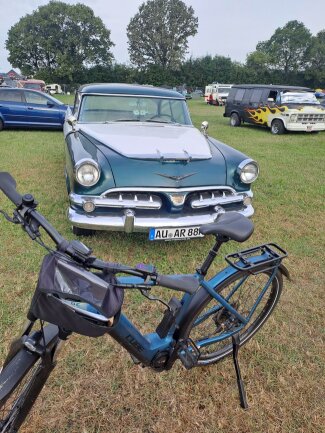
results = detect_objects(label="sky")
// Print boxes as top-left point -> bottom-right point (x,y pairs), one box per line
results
0,0 -> 324,72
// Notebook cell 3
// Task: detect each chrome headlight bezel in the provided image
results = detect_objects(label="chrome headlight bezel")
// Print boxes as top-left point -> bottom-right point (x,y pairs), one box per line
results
237,159 -> 259,184
74,159 -> 101,187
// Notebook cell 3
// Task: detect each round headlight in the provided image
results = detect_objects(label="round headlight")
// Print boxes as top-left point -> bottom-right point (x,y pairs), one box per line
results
75,160 -> 100,187
238,160 -> 259,184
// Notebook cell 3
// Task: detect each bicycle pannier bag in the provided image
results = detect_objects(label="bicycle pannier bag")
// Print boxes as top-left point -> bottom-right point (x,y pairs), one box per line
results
28,253 -> 124,337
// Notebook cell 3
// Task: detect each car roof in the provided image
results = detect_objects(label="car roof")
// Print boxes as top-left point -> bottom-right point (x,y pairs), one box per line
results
78,83 -> 185,99
0,87 -> 44,94
232,84 -> 313,92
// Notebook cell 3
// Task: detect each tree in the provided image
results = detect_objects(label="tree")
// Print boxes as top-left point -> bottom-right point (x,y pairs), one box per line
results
6,1 -> 114,83
127,0 -> 198,70
306,30 -> 325,85
255,20 -> 312,81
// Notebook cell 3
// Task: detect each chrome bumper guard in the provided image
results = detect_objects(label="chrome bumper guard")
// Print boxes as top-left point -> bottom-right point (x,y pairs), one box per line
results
68,205 -> 254,233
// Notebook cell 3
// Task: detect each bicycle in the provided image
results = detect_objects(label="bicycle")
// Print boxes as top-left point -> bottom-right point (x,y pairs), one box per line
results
0,172 -> 289,432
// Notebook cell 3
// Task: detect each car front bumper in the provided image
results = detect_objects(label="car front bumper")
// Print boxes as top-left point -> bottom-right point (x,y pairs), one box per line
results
68,203 -> 254,233
285,122 -> 325,132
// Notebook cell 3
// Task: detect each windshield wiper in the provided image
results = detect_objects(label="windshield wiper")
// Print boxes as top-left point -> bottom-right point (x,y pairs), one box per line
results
144,119 -> 181,125
104,119 -> 141,123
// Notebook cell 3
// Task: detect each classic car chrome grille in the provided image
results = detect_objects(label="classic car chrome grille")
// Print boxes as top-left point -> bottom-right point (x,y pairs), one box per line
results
102,192 -> 162,209
188,189 -> 245,209
296,113 -> 325,123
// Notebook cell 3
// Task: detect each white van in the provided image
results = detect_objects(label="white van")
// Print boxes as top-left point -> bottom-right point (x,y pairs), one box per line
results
205,83 -> 233,106
45,84 -> 63,95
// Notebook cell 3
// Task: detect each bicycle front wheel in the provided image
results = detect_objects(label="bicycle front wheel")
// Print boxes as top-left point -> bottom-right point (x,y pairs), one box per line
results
184,269 -> 283,366
0,325 -> 60,433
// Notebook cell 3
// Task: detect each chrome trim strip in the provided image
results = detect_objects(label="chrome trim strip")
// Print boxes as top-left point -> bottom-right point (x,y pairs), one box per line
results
70,188 -> 252,208
190,193 -> 246,208
75,193 -> 162,209
68,205 -> 254,233
99,185 -> 252,196
80,92 -> 185,100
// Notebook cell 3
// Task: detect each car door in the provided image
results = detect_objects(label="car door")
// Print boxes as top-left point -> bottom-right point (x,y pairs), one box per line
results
0,89 -> 27,126
232,88 -> 246,119
244,88 -> 265,125
23,90 -> 61,126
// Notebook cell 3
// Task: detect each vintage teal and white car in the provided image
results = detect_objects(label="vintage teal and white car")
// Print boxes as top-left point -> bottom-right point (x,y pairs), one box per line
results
63,83 -> 259,240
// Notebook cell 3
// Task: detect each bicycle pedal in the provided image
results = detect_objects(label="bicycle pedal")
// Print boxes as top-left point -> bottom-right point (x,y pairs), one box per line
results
177,339 -> 200,370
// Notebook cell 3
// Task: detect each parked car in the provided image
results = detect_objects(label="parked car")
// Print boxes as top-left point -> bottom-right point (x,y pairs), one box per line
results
64,83 -> 259,239
45,84 -> 63,95
0,88 -> 69,130
224,84 -> 325,134
17,79 -> 46,92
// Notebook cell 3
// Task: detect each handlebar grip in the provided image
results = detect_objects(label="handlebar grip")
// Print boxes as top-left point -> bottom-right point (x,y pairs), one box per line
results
0,172 -> 23,206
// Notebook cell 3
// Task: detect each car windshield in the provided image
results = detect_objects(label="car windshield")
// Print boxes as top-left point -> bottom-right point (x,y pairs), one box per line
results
218,88 -> 231,94
24,83 -> 43,90
280,92 -> 319,104
78,95 -> 192,125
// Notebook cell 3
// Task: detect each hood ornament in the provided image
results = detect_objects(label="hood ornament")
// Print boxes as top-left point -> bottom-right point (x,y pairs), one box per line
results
156,173 -> 197,182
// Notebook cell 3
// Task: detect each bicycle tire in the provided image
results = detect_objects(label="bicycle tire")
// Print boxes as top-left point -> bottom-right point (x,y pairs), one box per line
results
182,269 -> 283,366
0,326 -> 60,433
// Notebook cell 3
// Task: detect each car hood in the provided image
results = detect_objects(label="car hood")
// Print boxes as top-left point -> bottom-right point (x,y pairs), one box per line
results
78,123 -> 212,161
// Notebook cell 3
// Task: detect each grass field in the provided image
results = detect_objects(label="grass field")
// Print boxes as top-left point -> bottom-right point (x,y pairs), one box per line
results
0,98 -> 324,433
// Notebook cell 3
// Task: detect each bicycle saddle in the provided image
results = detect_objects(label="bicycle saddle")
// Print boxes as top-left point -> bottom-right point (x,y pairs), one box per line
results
199,212 -> 254,242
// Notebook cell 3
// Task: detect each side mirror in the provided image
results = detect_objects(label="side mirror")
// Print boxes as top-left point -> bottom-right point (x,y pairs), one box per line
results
201,120 -> 209,136
67,115 -> 77,131
47,101 -> 55,108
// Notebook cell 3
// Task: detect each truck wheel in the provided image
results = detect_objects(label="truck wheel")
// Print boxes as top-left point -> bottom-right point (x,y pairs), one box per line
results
230,113 -> 241,127
271,119 -> 285,135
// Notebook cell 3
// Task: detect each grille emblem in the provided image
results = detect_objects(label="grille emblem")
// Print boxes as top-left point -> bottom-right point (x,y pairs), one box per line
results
156,173 -> 196,182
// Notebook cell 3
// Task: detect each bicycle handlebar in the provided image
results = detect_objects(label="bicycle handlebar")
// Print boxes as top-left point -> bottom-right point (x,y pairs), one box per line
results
0,172 -> 197,291
0,172 -> 23,207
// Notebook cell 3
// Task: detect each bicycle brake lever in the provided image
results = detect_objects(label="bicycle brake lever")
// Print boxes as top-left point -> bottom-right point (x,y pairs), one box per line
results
0,209 -> 20,223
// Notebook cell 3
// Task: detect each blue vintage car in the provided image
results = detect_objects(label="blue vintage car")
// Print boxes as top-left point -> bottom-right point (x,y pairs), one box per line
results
63,83 -> 259,240
0,88 -> 68,130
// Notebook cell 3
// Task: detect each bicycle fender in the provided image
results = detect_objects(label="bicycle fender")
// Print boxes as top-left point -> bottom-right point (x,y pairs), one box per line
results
279,263 -> 291,281
0,324 -> 59,401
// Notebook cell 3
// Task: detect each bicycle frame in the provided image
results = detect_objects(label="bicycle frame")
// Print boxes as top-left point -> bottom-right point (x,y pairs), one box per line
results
105,254 -> 281,369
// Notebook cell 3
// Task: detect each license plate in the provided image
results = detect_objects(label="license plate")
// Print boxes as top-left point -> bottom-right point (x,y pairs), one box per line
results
149,226 -> 204,241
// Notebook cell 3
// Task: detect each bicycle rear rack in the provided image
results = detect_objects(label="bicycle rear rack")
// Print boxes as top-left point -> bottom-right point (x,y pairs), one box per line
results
225,243 -> 287,274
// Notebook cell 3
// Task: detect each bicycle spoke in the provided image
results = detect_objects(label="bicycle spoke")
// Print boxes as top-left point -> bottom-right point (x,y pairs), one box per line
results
189,272 -> 277,357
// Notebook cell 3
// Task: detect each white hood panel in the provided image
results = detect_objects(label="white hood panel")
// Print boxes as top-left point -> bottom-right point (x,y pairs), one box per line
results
79,123 -> 212,160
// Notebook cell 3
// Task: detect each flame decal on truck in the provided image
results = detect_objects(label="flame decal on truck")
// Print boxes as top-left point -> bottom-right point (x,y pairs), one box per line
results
245,105 -> 289,125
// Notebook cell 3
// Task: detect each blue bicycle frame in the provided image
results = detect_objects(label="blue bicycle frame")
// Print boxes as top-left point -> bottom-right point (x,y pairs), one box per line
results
106,252 -> 281,369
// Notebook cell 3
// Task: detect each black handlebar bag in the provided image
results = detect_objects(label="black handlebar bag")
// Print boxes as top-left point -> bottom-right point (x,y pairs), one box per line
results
28,253 -> 124,337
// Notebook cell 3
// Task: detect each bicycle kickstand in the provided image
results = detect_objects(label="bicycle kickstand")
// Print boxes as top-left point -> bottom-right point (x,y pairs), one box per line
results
232,333 -> 249,410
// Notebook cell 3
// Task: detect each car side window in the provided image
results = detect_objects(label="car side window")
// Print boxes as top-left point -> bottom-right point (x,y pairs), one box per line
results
24,91 -> 49,105
234,89 -> 245,102
242,89 -> 253,104
0,90 -> 23,102
226,88 -> 237,102
249,89 -> 264,104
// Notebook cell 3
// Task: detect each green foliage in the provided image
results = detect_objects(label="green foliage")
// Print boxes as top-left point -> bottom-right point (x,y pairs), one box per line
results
306,31 -> 325,84
6,0 -> 114,83
255,20 -> 312,80
127,0 -> 198,70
